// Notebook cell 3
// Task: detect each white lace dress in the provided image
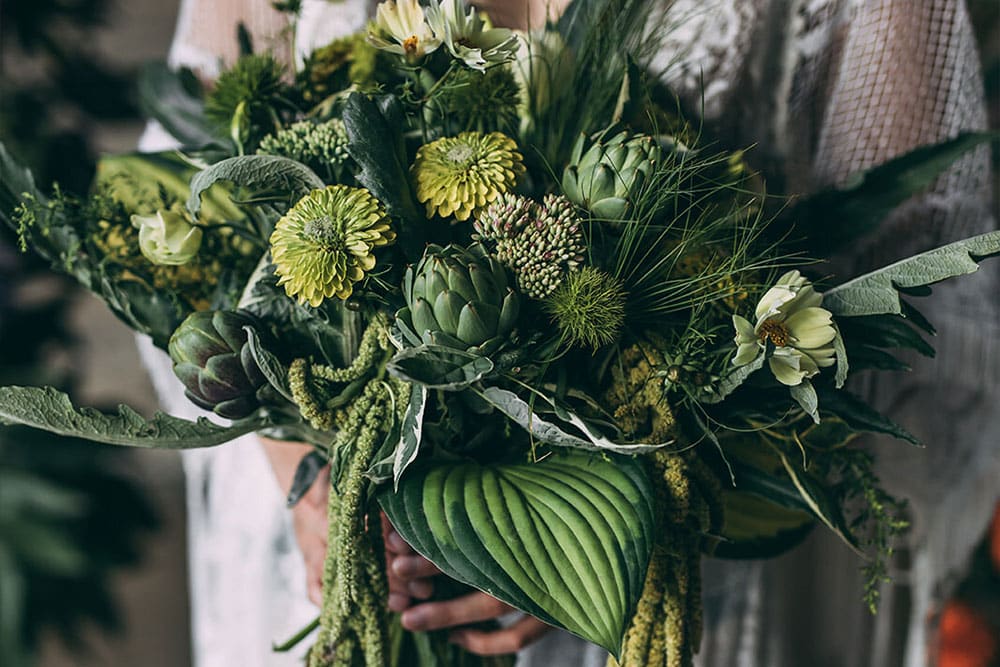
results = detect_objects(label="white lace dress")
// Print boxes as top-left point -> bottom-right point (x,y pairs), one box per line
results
138,1 -> 998,666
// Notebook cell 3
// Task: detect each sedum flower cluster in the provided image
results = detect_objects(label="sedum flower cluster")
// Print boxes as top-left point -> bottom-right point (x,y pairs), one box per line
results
732,270 -> 839,386
258,119 -> 351,178
474,193 -> 585,299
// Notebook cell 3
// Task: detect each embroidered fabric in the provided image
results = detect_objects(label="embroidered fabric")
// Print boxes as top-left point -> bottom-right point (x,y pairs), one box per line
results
138,1 -> 998,665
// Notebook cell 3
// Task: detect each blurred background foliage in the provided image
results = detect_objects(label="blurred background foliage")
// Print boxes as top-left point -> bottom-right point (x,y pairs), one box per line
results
1,1 -> 165,665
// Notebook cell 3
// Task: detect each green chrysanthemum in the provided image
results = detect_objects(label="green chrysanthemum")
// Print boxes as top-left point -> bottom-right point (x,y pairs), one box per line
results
412,131 -> 524,221
543,266 -> 626,350
269,185 -> 395,307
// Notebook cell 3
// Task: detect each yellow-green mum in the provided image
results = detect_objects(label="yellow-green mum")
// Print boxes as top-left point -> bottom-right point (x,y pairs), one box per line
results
411,131 -> 524,221
269,185 -> 395,307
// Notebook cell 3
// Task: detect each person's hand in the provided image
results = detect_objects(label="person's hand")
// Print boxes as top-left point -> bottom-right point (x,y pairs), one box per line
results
292,464 -> 330,607
382,514 -> 552,655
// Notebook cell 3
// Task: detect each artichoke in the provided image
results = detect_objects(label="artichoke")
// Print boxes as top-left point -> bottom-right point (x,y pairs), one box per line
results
168,310 -> 272,419
561,127 -> 661,220
396,243 -> 520,355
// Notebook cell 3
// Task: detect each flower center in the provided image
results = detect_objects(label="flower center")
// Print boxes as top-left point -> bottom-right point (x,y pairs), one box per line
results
403,36 -> 419,56
445,142 -> 477,166
757,319 -> 790,347
304,216 -> 344,250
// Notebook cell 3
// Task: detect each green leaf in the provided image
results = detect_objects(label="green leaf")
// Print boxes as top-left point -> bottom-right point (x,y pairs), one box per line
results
700,354 -> 766,404
794,132 -> 999,253
186,155 -> 324,216
342,94 -> 422,227
285,450 -> 327,507
379,449 -> 655,658
714,490 -> 815,559
823,231 -> 1000,316
817,388 -> 920,445
243,326 -> 294,402
832,323 -> 849,388
753,448 -> 863,556
137,63 -> 223,148
388,345 -> 495,391
0,386 -> 270,449
837,313 -> 935,358
393,385 -> 427,489
0,142 -> 43,227
789,379 -> 819,424
478,387 -> 665,454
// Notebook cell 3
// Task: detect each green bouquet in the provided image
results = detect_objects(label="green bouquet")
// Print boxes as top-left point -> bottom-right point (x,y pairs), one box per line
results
1,0 -> 998,665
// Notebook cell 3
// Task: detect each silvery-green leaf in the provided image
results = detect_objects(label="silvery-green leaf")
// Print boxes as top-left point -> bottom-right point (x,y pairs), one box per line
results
243,326 -> 293,402
0,386 -> 270,449
822,231 -> 1000,316
378,449 -> 655,659
478,387 -> 665,453
393,385 -> 427,489
700,354 -> 766,405
186,155 -> 323,216
388,345 -> 494,390
789,379 -> 819,424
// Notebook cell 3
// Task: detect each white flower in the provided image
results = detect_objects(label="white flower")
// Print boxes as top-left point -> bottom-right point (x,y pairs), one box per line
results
732,270 -> 838,386
368,0 -> 441,63
426,0 -> 519,71
131,210 -> 203,266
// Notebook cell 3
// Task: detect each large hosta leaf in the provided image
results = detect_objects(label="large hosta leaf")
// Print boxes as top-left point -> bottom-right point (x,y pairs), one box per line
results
379,450 -> 655,658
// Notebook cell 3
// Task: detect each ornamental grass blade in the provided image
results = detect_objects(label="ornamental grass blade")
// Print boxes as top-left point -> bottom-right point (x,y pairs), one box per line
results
378,450 -> 655,659
0,386 -> 269,449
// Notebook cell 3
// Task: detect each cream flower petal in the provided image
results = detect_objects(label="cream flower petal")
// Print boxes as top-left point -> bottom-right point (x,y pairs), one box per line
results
769,349 -> 809,386
785,307 -> 836,348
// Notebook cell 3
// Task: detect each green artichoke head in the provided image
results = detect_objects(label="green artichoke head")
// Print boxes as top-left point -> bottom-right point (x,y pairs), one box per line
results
396,243 -> 520,355
562,126 -> 661,221
168,310 -> 271,419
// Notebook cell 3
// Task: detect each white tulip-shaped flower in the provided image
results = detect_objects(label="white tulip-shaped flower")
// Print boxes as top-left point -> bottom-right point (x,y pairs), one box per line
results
732,270 -> 839,386
369,0 -> 441,63
131,209 -> 203,266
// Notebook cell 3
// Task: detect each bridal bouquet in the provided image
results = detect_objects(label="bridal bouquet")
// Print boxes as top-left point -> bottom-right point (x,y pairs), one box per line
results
1,1 -> 998,665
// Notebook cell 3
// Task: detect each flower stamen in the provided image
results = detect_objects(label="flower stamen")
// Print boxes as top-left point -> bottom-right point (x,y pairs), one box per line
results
757,319 -> 790,347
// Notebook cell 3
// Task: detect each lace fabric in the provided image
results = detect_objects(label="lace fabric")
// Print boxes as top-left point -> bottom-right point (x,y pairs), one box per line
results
140,1 -> 998,665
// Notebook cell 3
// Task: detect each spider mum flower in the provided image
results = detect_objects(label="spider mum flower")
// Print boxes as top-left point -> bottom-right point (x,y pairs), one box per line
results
269,185 -> 395,307
731,270 -> 839,386
412,131 -> 524,221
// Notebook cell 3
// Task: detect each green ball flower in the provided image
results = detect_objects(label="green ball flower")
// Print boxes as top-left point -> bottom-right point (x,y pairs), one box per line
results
412,131 -> 524,221
543,267 -> 626,350
731,270 -> 839,386
269,185 -> 395,307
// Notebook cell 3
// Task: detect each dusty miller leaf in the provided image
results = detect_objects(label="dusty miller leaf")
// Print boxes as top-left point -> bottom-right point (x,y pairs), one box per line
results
0,386 -> 270,449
